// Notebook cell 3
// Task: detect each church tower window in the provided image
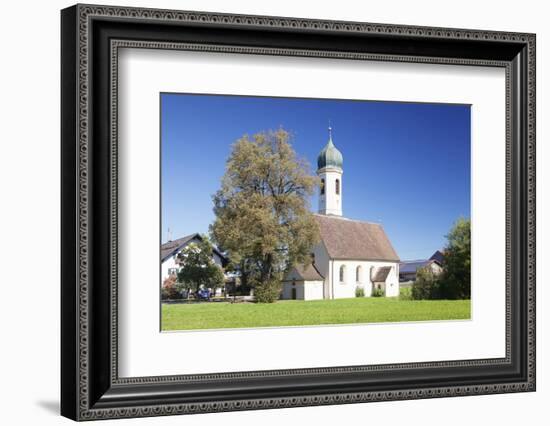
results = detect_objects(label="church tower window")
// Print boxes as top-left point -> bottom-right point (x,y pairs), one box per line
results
316,126 -> 343,216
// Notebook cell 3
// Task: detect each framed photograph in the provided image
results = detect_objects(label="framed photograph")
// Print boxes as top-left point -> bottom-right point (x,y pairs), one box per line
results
61,4 -> 536,421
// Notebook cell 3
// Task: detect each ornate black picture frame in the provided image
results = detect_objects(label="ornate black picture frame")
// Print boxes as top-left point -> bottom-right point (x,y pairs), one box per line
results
61,4 -> 536,421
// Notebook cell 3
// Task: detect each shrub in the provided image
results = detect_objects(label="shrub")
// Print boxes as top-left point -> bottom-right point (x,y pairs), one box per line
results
371,287 -> 384,297
161,275 -> 180,300
254,277 -> 282,303
355,287 -> 365,298
399,286 -> 413,300
412,266 -> 440,300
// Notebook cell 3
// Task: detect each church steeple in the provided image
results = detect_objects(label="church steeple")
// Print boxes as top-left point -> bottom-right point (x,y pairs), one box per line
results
317,126 -> 343,216
317,126 -> 343,171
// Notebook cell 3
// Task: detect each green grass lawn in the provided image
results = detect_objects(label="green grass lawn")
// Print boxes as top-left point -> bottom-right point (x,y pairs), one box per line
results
161,297 -> 470,331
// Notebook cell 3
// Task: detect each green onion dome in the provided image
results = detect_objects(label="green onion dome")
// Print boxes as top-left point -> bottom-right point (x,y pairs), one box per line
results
317,127 -> 343,170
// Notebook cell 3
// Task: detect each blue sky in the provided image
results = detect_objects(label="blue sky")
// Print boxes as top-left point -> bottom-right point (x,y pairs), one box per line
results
161,93 -> 470,260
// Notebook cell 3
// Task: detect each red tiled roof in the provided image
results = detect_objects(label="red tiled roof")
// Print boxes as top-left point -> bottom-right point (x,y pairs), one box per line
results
314,214 -> 399,261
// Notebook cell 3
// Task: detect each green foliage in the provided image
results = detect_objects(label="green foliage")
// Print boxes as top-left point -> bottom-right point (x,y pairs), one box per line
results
410,217 -> 471,300
371,287 -> 385,297
253,277 -> 282,303
439,217 -> 471,299
210,129 -> 320,302
399,286 -> 413,300
411,266 -> 440,300
355,287 -> 365,298
176,237 -> 225,292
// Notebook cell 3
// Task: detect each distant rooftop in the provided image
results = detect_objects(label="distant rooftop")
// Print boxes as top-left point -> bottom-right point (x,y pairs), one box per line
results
399,259 -> 436,274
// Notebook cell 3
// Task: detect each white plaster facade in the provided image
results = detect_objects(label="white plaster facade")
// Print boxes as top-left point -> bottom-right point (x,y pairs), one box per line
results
306,243 -> 399,299
282,241 -> 400,300
281,280 -> 324,300
161,249 -> 224,281
318,166 -> 343,217
161,255 -> 180,282
161,235 -> 225,282
281,263 -> 325,300
281,127 -> 400,300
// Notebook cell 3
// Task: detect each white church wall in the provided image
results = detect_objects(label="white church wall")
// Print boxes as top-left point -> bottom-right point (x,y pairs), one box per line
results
303,281 -> 324,300
311,242 -> 330,298
331,260 -> 400,299
281,281 -> 324,300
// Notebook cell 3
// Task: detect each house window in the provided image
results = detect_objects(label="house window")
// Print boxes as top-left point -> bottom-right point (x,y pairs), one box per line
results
356,266 -> 362,282
339,265 -> 345,283
320,178 -> 325,195
335,179 -> 340,195
168,268 -> 178,276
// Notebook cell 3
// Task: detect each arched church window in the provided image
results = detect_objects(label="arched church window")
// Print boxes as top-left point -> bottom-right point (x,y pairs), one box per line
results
356,266 -> 361,282
320,178 -> 325,195
335,179 -> 340,195
339,265 -> 345,283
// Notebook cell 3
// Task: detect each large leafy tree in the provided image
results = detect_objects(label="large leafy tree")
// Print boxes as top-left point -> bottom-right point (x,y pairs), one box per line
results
440,217 -> 471,299
176,237 -> 225,293
210,129 -> 320,302
411,266 -> 440,300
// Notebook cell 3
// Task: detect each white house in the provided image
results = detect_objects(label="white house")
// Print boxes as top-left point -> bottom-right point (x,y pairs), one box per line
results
282,127 -> 400,300
160,233 -> 228,282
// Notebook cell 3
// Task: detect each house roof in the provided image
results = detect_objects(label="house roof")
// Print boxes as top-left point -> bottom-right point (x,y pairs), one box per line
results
372,266 -> 392,282
289,263 -> 325,281
399,259 -> 435,274
314,214 -> 399,261
161,234 -> 198,262
160,233 -> 228,265
430,250 -> 445,264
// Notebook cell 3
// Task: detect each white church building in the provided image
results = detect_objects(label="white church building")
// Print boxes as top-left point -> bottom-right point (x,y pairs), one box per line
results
282,128 -> 400,300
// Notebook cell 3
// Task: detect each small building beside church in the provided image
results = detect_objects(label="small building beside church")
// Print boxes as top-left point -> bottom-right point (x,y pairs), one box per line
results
282,263 -> 325,300
282,128 -> 400,300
